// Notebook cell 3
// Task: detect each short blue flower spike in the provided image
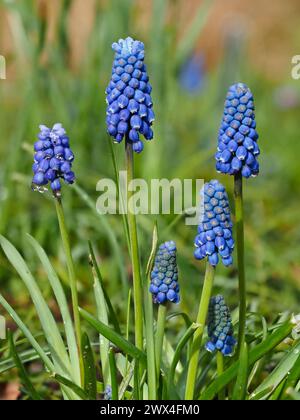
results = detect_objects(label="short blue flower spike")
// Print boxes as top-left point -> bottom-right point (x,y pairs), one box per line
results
32,124 -> 75,196
105,37 -> 155,153
150,241 -> 180,305
104,385 -> 112,400
205,295 -> 236,357
194,180 -> 234,267
215,83 -> 260,178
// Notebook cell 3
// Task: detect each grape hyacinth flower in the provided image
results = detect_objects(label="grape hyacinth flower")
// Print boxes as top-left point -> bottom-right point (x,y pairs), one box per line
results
179,53 -> 205,94
150,241 -> 180,304
105,37 -> 155,153
104,385 -> 112,400
205,295 -> 236,356
194,180 -> 234,267
32,123 -> 75,196
215,83 -> 260,178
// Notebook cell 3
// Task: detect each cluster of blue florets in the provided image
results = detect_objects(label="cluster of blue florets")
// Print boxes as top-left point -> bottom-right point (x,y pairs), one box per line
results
216,83 -> 260,178
106,37 -> 155,153
194,180 -> 234,267
104,385 -> 112,400
149,241 -> 180,304
205,295 -> 236,356
32,124 -> 75,196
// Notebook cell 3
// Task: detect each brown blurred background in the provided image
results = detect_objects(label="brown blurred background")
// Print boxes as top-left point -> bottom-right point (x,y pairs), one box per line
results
1,0 -> 300,81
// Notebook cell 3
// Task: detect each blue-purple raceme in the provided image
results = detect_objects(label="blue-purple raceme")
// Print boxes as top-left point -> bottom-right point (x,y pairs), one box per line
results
205,295 -> 236,356
216,83 -> 260,178
150,241 -> 180,305
104,385 -> 112,400
32,124 -> 75,196
194,180 -> 234,267
105,37 -> 155,153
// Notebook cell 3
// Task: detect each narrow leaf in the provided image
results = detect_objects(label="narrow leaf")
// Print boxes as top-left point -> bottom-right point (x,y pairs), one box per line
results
53,374 -> 88,400
8,330 -> 42,400
89,243 -> 111,386
82,332 -> 97,400
27,234 -> 80,385
109,348 -> 118,400
0,294 -> 54,372
232,342 -> 249,400
249,340 -> 300,400
0,235 -> 71,376
79,308 -> 146,365
88,242 -> 121,334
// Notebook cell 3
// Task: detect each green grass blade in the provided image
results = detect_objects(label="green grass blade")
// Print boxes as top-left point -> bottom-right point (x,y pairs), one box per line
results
88,241 -> 121,334
0,235 -> 71,376
0,348 -> 45,374
167,323 -> 199,399
281,353 -> 300,399
107,135 -> 131,252
26,234 -> 80,385
119,360 -> 135,400
8,330 -> 42,400
199,318 -> 297,400
249,340 -> 300,400
82,332 -> 97,400
109,348 -> 118,400
89,250 -> 110,388
74,184 -> 128,297
0,294 -> 54,373
285,388 -> 300,400
52,374 -> 88,400
79,308 -> 146,365
232,342 -> 249,400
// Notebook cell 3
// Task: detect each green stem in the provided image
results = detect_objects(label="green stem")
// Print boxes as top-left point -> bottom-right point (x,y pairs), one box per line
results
216,351 -> 225,400
125,141 -> 143,352
109,348 -> 118,400
155,304 -> 167,380
145,287 -> 157,399
234,173 -> 246,356
55,197 -> 82,382
185,263 -> 215,400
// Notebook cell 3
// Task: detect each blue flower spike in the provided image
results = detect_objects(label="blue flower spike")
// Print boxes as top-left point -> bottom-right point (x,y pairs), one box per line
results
216,83 -> 260,178
32,124 -> 75,197
104,385 -> 112,400
106,37 -> 155,153
150,241 -> 180,305
194,180 -> 234,267
205,295 -> 236,357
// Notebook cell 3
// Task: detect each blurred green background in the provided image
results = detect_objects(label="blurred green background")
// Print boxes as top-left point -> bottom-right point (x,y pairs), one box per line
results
0,0 -> 300,344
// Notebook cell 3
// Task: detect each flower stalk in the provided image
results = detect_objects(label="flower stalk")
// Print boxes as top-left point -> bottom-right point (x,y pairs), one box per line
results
234,173 -> 246,355
185,263 -> 215,399
155,304 -> 167,379
125,140 -> 143,352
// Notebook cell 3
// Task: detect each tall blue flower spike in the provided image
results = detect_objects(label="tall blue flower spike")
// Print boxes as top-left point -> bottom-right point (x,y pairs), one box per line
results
205,295 -> 236,356
194,180 -> 234,267
149,241 -> 180,305
215,83 -> 260,178
32,124 -> 75,196
105,37 -> 155,153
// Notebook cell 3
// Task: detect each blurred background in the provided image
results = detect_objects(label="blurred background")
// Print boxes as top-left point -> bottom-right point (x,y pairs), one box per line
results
1,0 -> 300,395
